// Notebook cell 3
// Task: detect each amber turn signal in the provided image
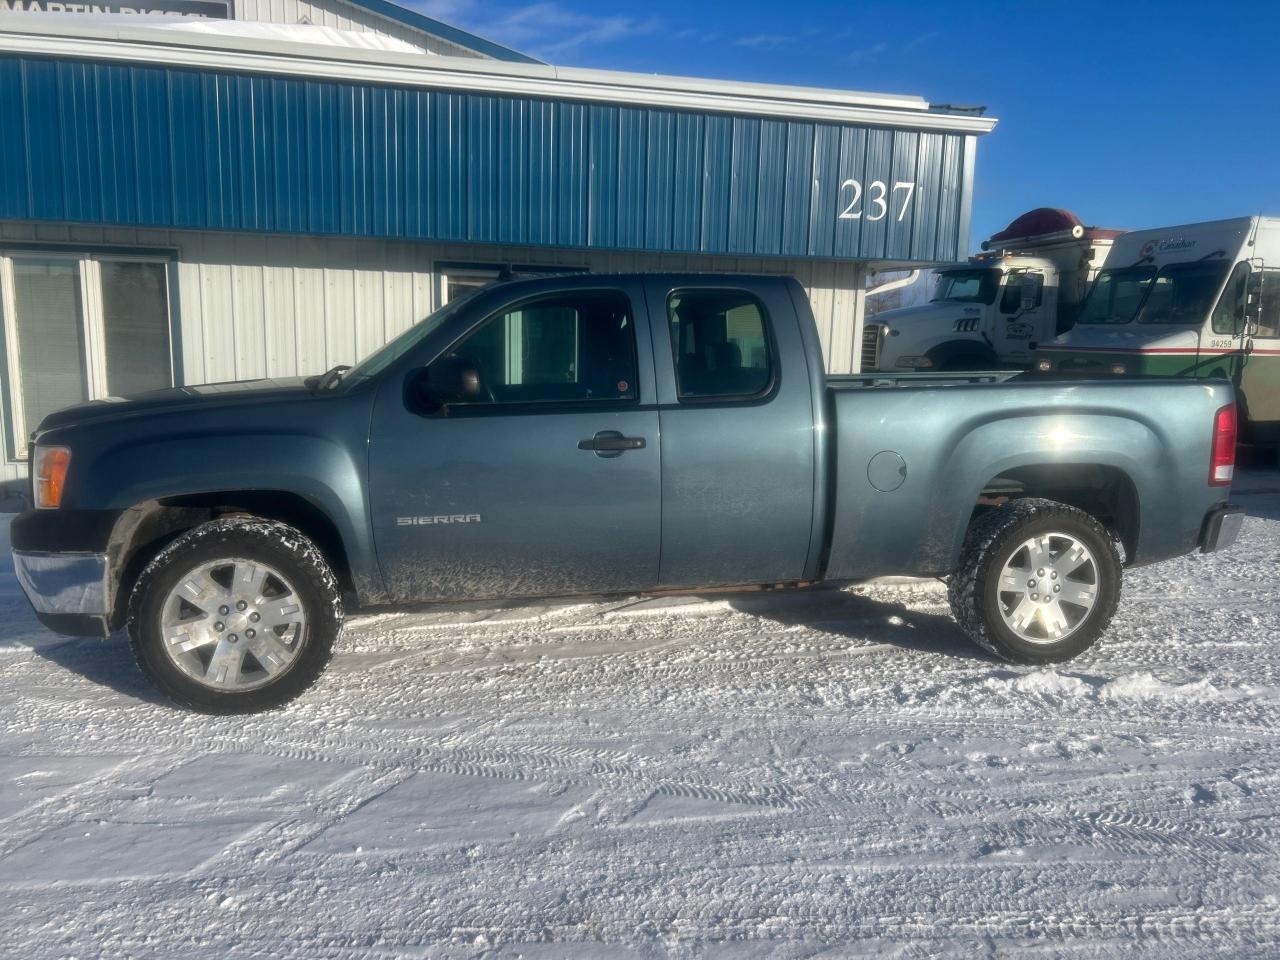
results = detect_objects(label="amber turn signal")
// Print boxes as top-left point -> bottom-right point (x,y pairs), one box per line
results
33,445 -> 71,510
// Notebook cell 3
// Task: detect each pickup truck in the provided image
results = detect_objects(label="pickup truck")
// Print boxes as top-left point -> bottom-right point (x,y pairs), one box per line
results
11,273 -> 1244,713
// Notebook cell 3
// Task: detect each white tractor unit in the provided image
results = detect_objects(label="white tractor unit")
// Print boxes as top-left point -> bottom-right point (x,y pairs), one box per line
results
862,208 -> 1121,372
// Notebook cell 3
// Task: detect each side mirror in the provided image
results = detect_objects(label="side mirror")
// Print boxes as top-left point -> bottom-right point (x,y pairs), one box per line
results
406,357 -> 484,413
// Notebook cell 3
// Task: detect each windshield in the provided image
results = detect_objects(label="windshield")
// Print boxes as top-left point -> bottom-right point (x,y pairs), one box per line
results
1077,266 -> 1156,324
931,269 -> 999,305
1136,261 -> 1232,324
342,290 -> 483,385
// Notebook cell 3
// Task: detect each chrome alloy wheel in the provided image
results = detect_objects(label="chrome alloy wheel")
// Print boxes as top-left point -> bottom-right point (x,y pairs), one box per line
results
159,558 -> 308,691
995,533 -> 1099,644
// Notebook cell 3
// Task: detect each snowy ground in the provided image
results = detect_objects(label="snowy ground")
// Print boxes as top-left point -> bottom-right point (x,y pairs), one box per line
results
2,478 -> 1280,959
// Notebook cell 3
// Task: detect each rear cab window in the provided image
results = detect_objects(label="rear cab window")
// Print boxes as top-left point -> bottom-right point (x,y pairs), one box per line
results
667,290 -> 774,401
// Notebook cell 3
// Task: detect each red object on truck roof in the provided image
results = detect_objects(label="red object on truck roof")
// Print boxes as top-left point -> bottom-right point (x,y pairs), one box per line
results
989,207 -> 1124,243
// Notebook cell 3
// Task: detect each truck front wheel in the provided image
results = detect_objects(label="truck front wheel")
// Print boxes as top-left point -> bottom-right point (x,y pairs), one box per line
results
127,517 -> 343,713
949,499 -> 1121,663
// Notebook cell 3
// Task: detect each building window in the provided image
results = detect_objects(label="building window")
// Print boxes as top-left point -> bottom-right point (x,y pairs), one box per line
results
428,290 -> 638,406
436,262 -> 588,306
668,289 -> 773,400
100,261 -> 173,397
440,267 -> 502,305
0,252 -> 174,459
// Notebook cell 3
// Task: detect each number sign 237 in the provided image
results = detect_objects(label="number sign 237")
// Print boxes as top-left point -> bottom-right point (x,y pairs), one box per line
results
838,179 -> 915,222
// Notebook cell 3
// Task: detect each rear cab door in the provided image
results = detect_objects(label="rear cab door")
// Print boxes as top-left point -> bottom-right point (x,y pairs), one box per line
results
642,276 -> 819,589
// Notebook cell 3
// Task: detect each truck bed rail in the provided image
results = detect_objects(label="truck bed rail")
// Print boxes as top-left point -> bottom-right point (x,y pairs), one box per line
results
827,371 -> 1018,389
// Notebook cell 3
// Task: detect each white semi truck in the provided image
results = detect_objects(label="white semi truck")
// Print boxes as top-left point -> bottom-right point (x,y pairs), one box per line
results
862,208 -> 1121,372
1035,215 -> 1280,441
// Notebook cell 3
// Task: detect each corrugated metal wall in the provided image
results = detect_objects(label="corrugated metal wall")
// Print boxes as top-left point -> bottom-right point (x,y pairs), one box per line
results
0,54 -> 975,263
0,221 -> 865,485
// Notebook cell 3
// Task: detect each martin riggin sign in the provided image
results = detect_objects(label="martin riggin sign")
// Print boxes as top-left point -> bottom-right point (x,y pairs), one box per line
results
0,0 -> 231,15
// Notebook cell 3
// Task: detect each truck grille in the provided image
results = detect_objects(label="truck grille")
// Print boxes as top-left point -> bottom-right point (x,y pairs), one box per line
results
861,323 -> 881,371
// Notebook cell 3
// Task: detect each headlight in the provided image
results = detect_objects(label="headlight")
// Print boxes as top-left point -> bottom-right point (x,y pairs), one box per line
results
896,356 -> 934,369
1110,363 -> 1127,375
33,445 -> 71,510
1037,358 -> 1053,372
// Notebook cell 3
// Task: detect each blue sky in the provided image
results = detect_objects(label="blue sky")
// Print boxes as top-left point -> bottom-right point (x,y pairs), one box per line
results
417,0 -> 1280,250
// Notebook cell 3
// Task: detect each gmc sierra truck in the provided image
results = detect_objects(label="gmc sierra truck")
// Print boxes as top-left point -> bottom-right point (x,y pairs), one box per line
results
11,273 -> 1244,713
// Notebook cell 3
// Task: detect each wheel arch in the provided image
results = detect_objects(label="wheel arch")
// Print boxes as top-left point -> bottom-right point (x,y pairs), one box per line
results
974,463 -> 1141,561
924,339 -> 1000,372
108,491 -> 356,630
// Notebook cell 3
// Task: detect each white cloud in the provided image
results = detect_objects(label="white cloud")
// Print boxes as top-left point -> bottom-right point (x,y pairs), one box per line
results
734,32 -> 794,50
411,0 -> 663,60
847,40 -> 888,65
903,30 -> 940,52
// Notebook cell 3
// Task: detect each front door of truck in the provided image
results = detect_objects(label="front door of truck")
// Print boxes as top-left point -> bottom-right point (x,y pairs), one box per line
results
367,282 -> 662,602
991,270 -> 1046,364
643,277 -> 815,588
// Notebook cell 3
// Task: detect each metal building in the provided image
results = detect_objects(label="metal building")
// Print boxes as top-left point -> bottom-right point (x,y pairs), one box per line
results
0,1 -> 995,501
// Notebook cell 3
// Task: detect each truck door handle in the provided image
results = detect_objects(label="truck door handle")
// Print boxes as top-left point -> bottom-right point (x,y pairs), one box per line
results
578,431 -> 646,456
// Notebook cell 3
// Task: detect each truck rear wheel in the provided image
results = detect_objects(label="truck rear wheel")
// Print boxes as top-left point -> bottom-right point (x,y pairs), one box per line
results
949,499 -> 1120,663
128,517 -> 342,713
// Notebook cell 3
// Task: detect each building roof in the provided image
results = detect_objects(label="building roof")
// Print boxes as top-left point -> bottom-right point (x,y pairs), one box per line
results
0,17 -> 997,133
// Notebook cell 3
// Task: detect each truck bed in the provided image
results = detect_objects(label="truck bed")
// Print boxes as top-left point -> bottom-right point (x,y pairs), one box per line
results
820,375 -> 1234,581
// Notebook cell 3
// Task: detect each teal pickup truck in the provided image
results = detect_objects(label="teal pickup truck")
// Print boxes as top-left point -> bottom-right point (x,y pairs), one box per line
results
10,274 -> 1243,712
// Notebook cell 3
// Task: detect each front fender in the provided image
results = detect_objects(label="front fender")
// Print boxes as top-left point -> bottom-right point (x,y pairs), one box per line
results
39,395 -> 384,605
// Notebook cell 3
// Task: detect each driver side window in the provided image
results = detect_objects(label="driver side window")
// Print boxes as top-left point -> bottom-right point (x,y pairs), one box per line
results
1212,262 -> 1251,335
999,273 -> 1044,314
1251,269 -> 1280,339
428,290 -> 638,407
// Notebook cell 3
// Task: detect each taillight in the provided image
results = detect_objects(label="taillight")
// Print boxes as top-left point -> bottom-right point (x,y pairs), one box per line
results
33,445 -> 71,509
1209,403 -> 1236,487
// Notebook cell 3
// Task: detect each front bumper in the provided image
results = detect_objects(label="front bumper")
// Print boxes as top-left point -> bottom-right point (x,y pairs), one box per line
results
1200,504 -> 1244,554
12,550 -> 112,637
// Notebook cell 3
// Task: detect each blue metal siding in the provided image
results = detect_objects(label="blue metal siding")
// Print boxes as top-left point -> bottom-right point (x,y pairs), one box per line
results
0,55 -> 975,263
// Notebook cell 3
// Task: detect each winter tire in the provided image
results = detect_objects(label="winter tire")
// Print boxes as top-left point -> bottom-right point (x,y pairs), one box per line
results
128,517 -> 342,713
949,498 -> 1121,663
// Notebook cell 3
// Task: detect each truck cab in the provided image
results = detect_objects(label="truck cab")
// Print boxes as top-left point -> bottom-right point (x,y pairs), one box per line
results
863,208 -> 1118,372
1036,216 -> 1280,441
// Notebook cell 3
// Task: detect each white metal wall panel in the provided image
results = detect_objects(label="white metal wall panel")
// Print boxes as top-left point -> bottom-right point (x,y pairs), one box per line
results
292,256 -> 328,377
263,262 -> 298,376
199,261 -> 237,384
